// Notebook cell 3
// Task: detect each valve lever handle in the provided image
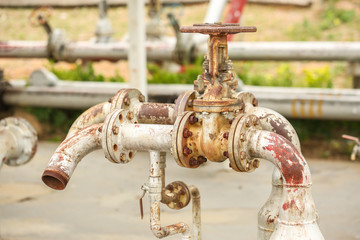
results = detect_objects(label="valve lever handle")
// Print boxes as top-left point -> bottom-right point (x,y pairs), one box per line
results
139,185 -> 147,220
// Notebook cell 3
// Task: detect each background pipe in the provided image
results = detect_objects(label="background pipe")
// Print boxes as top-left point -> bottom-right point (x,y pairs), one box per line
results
42,123 -> 102,190
247,130 -> 324,240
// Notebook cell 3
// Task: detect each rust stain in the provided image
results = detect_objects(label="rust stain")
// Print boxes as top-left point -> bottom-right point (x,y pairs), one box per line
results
138,103 -> 174,124
309,99 -> 315,118
318,100 -> 323,117
265,132 -> 304,185
300,100 -> 306,118
282,199 -> 295,210
269,117 -> 292,143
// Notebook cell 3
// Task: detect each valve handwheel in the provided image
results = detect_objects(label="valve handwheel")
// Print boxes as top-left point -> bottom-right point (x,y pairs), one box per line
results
180,22 -> 257,35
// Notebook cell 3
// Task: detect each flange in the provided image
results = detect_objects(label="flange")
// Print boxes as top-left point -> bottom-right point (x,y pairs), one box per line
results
111,88 -> 145,112
102,109 -> 137,163
172,111 -> 206,168
0,117 -> 38,166
228,113 -> 262,172
163,181 -> 191,210
173,90 -> 196,119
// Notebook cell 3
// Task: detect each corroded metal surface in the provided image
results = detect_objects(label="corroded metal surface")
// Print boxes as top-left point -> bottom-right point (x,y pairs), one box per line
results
137,103 -> 175,125
67,101 -> 111,138
42,124 -> 102,190
247,130 -> 323,239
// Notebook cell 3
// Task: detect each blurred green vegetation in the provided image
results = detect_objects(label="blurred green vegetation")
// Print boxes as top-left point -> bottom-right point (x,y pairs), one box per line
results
237,63 -> 335,88
287,0 -> 357,41
48,61 -> 125,82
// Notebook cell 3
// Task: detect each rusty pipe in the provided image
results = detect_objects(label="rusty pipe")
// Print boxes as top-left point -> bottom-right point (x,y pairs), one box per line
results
247,106 -> 301,240
42,123 -> 102,190
67,102 -> 111,138
189,185 -> 201,240
247,131 -> 324,239
148,151 -> 191,239
67,92 -> 176,139
247,106 -> 300,151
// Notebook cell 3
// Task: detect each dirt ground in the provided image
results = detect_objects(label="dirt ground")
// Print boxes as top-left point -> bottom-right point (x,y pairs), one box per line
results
0,142 -> 359,240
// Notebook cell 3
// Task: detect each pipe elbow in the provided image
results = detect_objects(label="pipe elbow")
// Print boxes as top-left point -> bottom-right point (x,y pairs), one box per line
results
42,123 -> 103,190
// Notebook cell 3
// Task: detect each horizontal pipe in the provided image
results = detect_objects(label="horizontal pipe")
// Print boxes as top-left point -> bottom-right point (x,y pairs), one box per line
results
2,40 -> 360,62
42,123 -> 102,190
4,82 -> 360,120
0,40 -> 176,61
226,42 -> 360,61
121,124 -> 173,152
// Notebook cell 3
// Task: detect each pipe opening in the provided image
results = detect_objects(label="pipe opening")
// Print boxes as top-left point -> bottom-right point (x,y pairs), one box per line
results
42,170 -> 68,190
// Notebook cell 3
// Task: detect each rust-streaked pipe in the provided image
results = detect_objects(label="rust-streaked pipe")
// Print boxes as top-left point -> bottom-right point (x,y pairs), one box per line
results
189,185 -> 201,240
134,102 -> 176,125
247,131 -> 324,240
42,123 -> 102,190
67,102 -> 111,138
67,99 -> 175,140
247,106 -> 301,240
247,106 -> 301,150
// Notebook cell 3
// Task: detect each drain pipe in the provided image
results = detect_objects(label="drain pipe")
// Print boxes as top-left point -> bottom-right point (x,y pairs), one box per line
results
0,117 -> 37,168
247,130 -> 323,239
148,151 -> 191,239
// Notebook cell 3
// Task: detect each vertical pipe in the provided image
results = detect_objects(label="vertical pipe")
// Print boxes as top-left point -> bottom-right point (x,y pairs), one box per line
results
128,0 -> 147,99
189,185 -> 201,240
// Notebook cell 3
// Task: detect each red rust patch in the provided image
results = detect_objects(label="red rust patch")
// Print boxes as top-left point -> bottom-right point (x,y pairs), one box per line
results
265,132 -> 304,185
282,199 -> 295,210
